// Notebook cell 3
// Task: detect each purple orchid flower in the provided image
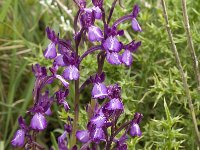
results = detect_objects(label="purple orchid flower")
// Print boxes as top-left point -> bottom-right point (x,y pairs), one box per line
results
56,89 -> 70,112
130,112 -> 143,137
76,130 -> 90,143
122,41 -> 141,66
90,73 -> 108,99
58,131 -> 68,150
131,5 -> 142,32
11,116 -> 28,147
44,27 -> 59,59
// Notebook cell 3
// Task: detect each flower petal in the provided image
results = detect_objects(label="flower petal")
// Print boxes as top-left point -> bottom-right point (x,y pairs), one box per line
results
130,123 -> 142,137
58,131 -> 68,150
63,65 -> 80,80
104,98 -> 124,111
76,130 -> 90,143
92,83 -> 108,99
44,42 -> 57,59
90,128 -> 105,143
11,129 -> 25,147
88,26 -> 103,42
90,114 -> 106,128
103,36 -> 122,52
54,55 -> 66,67
122,50 -> 133,66
55,75 -> 69,88
132,18 -> 142,32
106,52 -> 122,65
30,113 -> 47,130
92,6 -> 102,19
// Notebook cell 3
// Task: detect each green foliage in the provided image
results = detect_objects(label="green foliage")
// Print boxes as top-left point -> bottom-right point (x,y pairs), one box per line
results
0,0 -> 200,149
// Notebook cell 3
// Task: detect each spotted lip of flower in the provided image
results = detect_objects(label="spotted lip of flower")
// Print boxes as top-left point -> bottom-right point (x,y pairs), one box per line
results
106,51 -> 122,65
30,113 -> 47,130
44,27 -> 59,59
76,130 -> 90,143
107,84 -> 121,99
104,98 -> 124,111
80,8 -> 95,28
90,113 -> 107,128
92,6 -> 102,19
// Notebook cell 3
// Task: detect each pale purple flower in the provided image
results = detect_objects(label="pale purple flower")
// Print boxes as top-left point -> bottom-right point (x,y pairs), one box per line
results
30,113 -> 47,130
90,113 -> 106,128
90,128 -> 105,143
104,98 -> 124,111
63,65 -> 80,80
76,130 -> 90,143
130,123 -> 142,137
54,55 -> 65,67
131,5 -> 142,32
103,36 -> 122,52
88,25 -> 103,42
106,52 -> 122,65
122,50 -> 133,66
92,6 -> 102,19
92,83 -> 108,99
11,129 -> 25,147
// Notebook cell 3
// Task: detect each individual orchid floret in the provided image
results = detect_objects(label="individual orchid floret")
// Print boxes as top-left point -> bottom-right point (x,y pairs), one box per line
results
91,73 -> 108,99
122,41 -> 141,66
90,113 -> 107,128
11,116 -> 28,147
44,27 -> 59,59
92,0 -> 103,8
106,51 -> 122,65
104,98 -> 124,111
62,52 -> 80,80
88,25 -> 103,42
30,113 -> 47,130
130,112 -> 143,137
56,89 -> 70,112
32,64 -> 47,78
107,84 -> 121,99
76,130 -> 90,143
11,129 -> 25,147
90,127 -> 105,143
103,36 -> 122,53
92,6 -> 102,19
58,131 -> 68,150
114,135 -> 128,150
131,5 -> 142,32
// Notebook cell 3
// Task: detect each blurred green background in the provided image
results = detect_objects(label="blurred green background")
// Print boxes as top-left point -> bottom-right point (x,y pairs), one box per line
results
0,0 -> 200,149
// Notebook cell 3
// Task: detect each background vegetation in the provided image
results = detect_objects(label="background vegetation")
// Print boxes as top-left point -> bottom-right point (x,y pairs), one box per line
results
0,0 -> 200,149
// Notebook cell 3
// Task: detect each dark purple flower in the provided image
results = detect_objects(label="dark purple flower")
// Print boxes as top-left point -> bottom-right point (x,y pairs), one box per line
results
92,83 -> 108,99
107,84 -> 121,99
106,52 -> 122,65
56,90 -> 70,111
11,129 -> 25,147
103,36 -> 122,52
76,130 -> 90,143
80,8 -> 95,28
63,65 -> 80,80
30,113 -> 47,130
88,25 -> 103,42
58,131 -> 68,150
90,128 -> 105,143
92,0 -> 103,8
32,64 -> 47,78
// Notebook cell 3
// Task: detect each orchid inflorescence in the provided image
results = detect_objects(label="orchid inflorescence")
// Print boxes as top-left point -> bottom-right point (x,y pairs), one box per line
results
11,0 -> 143,149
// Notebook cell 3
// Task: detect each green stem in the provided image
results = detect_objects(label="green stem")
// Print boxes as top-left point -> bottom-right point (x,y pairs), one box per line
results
161,0 -> 200,147
181,0 -> 200,92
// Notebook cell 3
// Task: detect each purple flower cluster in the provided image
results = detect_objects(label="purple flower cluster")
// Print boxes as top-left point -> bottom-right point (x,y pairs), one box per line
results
11,0 -> 143,149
